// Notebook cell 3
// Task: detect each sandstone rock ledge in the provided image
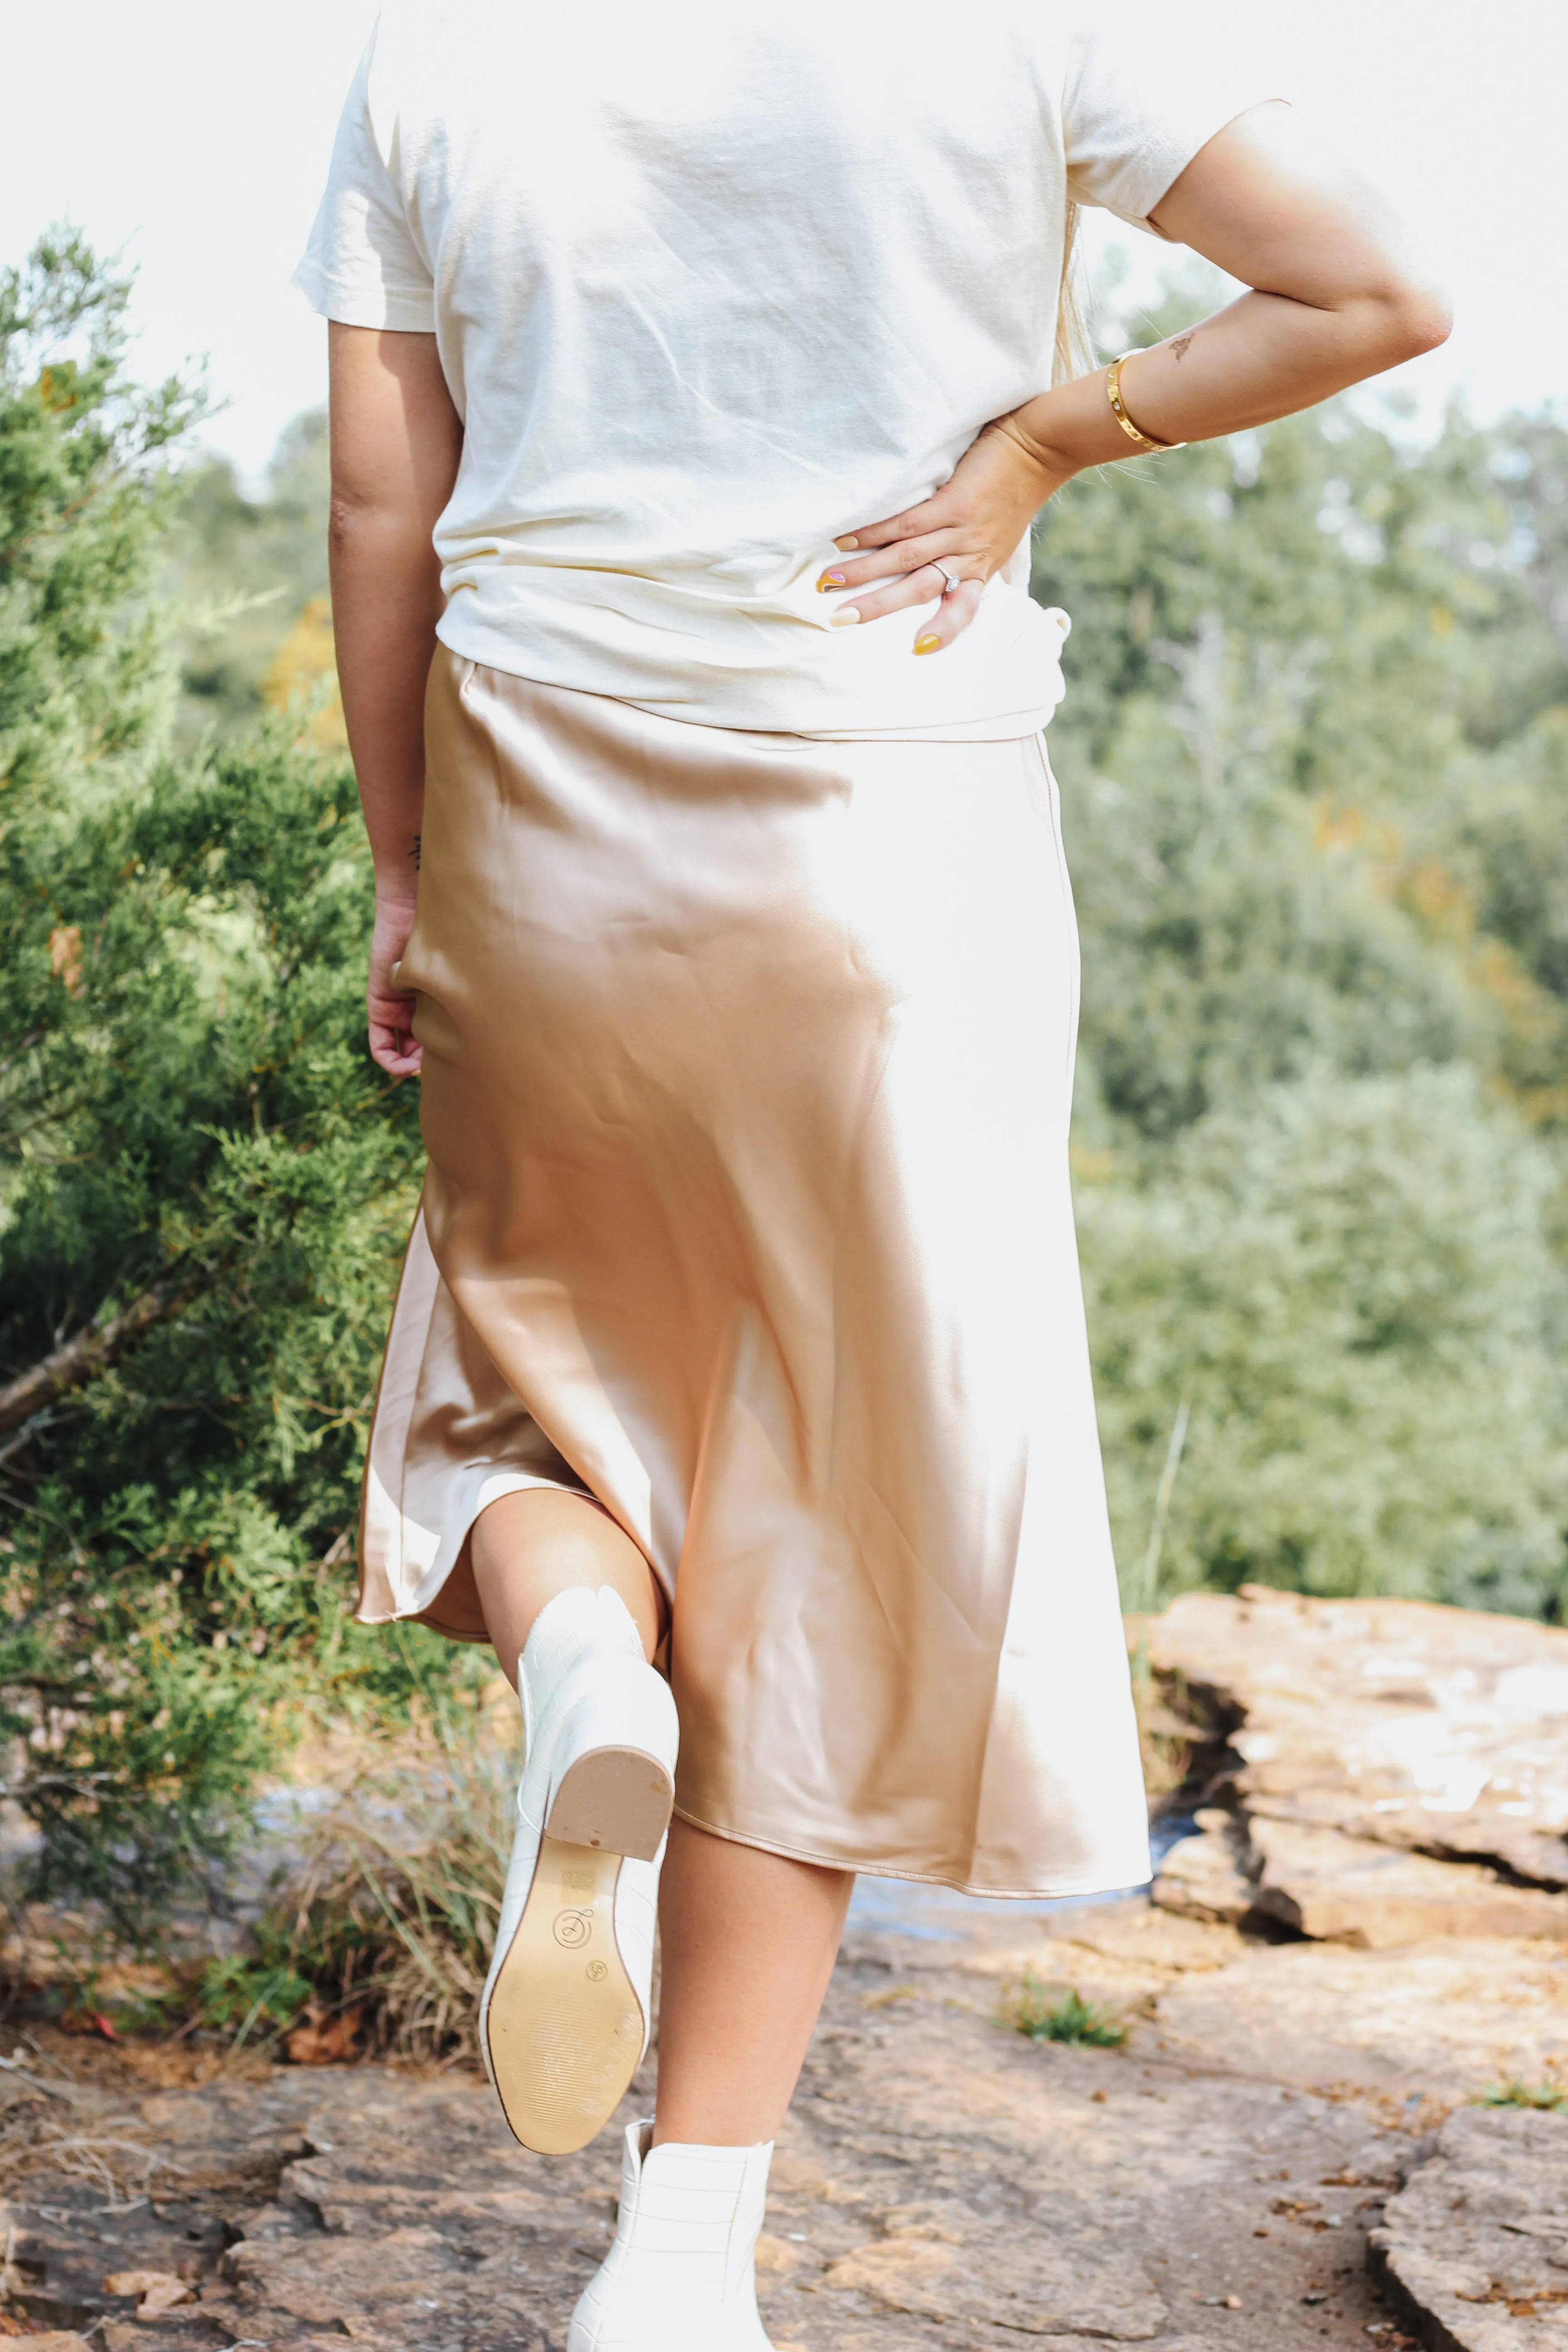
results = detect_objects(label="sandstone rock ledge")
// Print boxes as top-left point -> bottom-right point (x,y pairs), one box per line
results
1147,1590 -> 1568,1948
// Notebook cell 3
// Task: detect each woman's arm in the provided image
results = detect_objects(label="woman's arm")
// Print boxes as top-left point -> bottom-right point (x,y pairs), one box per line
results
820,102 -> 1451,652
328,321 -> 463,1076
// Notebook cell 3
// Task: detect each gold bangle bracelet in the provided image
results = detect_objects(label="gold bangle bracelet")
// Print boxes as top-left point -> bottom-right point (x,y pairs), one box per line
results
1106,352 -> 1185,453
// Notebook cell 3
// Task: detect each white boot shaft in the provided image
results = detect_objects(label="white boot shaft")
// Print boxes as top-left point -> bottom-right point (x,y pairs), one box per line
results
569,2123 -> 776,2352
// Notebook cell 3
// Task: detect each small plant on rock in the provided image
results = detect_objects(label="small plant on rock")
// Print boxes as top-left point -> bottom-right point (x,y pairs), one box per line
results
1000,1970 -> 1127,2048
1477,2070 -> 1567,2113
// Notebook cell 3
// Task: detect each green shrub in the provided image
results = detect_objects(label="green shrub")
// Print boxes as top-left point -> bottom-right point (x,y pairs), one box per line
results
0,235 -> 428,1941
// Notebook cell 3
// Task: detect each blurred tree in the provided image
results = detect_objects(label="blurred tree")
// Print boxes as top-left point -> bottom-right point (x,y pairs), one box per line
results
159,408 -> 332,745
0,231 -> 195,794
1033,346 -> 1568,1615
263,595 -> 348,751
1082,1065 -> 1568,1618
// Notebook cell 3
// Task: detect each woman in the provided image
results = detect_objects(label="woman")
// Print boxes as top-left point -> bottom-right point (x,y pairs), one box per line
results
297,9 -> 1446,2346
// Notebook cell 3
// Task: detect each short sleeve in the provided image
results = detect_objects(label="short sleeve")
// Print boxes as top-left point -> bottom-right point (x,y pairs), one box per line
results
292,27 -> 436,332
1063,7 -> 1278,234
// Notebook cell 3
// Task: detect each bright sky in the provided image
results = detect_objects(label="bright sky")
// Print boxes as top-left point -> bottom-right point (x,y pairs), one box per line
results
2,2 -> 1559,485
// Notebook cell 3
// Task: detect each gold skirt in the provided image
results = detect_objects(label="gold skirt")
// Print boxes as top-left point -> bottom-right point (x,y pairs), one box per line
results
358,648 -> 1149,1898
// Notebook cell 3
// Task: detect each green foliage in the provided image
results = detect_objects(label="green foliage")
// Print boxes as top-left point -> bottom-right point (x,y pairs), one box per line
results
2,728 -> 427,1923
1000,1971 -> 1128,2048
191,1941 -> 315,2050
0,235 -> 427,1940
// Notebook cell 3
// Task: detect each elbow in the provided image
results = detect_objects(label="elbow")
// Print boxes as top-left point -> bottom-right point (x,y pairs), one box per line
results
327,488 -> 400,568
328,486 -> 437,564
1378,275 -> 1454,364
328,491 -> 369,557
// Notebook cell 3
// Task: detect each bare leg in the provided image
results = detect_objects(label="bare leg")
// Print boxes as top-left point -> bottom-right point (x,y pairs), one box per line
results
652,1819 -> 853,2146
439,1486 -> 666,1677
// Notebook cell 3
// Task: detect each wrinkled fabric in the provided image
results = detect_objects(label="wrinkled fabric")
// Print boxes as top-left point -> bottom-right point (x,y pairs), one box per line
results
358,650 -> 1150,1897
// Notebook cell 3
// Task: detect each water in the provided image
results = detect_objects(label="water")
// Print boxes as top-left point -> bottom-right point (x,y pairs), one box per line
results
843,1808 -> 1200,1942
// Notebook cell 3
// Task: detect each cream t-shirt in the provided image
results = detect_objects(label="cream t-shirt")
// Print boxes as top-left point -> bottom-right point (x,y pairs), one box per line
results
297,2 -> 1262,735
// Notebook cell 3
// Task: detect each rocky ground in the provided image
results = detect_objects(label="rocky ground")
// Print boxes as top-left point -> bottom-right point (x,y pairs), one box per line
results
3,1591 -> 1565,2352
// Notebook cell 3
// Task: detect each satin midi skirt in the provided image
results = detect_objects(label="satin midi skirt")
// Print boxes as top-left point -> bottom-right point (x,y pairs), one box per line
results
358,648 -> 1150,1897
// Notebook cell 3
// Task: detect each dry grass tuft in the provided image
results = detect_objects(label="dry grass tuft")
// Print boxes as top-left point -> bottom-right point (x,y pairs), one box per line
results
0,2035 -> 166,2195
237,1685 -> 519,2065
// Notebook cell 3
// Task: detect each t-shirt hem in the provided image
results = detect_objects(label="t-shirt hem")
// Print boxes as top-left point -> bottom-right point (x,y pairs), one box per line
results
436,622 -> 1066,739
291,262 -> 436,333
434,602 -> 1070,740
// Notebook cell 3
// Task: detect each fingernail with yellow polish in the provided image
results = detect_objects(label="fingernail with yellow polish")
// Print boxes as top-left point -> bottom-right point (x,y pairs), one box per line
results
915,633 -> 941,655
817,570 -> 846,591
831,608 -> 861,628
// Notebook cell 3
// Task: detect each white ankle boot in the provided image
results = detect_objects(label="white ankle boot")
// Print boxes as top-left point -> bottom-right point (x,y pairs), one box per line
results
480,1586 -> 678,2155
568,2120 -> 776,2352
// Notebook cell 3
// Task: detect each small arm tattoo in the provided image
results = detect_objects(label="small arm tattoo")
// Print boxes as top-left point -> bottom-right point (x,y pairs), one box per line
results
412,833 -> 422,869
1170,333 -> 1196,362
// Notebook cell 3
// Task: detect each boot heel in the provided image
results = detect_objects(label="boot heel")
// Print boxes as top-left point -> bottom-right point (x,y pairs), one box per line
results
546,1745 -> 675,1861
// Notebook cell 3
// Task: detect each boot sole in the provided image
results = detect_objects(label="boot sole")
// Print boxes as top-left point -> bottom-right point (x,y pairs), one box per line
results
485,1746 -> 674,2156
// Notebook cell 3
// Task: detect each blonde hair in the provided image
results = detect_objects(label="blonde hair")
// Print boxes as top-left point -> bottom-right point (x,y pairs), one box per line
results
1053,201 -> 1098,386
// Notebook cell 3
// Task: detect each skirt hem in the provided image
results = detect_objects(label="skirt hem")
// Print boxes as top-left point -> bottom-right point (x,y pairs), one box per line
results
670,1803 -> 1153,1906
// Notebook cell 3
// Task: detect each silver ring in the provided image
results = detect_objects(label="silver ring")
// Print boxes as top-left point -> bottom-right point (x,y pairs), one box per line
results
933,563 -> 959,596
